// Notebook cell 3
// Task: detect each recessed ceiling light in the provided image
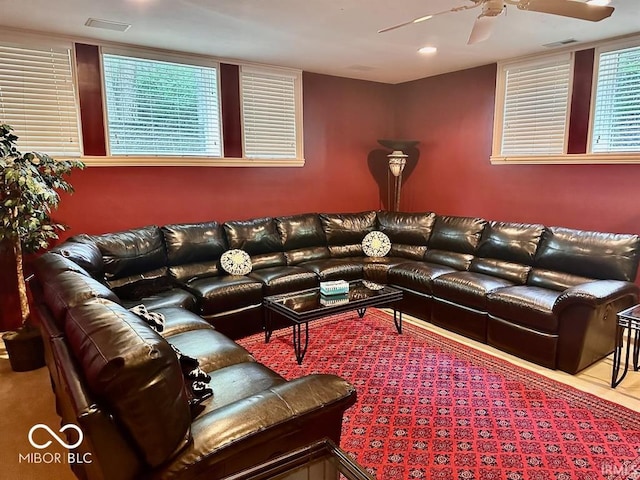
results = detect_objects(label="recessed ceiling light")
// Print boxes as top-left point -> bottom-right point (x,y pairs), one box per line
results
85,18 -> 131,32
418,46 -> 438,55
586,0 -> 611,5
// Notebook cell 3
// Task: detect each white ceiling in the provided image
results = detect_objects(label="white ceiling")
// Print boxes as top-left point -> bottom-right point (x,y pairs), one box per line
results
2,0 -> 640,84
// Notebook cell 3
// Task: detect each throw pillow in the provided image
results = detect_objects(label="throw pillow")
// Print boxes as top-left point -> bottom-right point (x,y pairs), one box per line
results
220,249 -> 252,276
171,345 -> 213,416
362,231 -> 392,257
129,304 -> 165,332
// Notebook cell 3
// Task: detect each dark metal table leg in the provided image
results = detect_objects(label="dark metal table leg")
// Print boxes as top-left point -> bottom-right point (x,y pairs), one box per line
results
393,308 -> 402,334
264,308 -> 273,343
633,326 -> 640,371
357,308 -> 367,318
292,322 -> 310,365
612,321 -> 631,388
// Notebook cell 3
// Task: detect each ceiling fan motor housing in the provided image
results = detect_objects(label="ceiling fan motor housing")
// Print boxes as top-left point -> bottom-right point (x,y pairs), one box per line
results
482,0 -> 506,16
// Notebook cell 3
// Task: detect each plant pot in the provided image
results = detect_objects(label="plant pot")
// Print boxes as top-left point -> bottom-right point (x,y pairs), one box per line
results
2,325 -> 45,372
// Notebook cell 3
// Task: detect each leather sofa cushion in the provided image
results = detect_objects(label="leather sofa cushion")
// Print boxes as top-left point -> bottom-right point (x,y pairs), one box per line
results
470,258 -> 531,284
149,307 -> 211,337
249,266 -> 318,295
387,261 -> 456,294
251,252 -> 287,270
106,266 -> 173,300
276,213 -> 327,250
93,225 -> 167,280
376,211 -> 436,245
329,244 -> 364,258
34,252 -> 92,285
389,244 -> 427,261
535,227 -> 640,281
64,299 -> 191,467
195,362 -> 285,416
166,328 -> 255,373
42,270 -> 120,326
320,211 -> 376,245
477,222 -> 545,264
424,250 -> 474,271
428,216 -> 486,253
51,237 -> 104,279
432,272 -> 514,310
527,268 -> 593,292
298,258 -> 364,281
162,221 -> 227,267
187,276 -> 264,316
285,246 -> 331,266
362,257 -> 410,284
486,286 -> 561,332
169,261 -> 221,284
224,217 -> 282,256
119,288 -> 198,313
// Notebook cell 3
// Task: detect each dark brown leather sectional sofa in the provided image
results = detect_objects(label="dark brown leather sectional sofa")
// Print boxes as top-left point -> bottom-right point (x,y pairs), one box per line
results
32,210 -> 640,480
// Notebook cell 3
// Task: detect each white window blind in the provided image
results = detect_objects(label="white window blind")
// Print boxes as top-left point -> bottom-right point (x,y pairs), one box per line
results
500,56 -> 571,156
103,54 -> 221,156
241,67 -> 300,159
592,44 -> 640,153
0,43 -> 80,156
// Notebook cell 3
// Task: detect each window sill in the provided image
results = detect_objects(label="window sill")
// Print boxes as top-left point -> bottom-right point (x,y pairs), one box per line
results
490,153 -> 640,165
64,156 -> 306,167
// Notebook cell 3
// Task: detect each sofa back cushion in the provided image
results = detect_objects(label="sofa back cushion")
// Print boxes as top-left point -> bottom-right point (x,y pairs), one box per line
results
320,211 -> 376,258
223,217 -> 285,269
377,211 -> 436,260
276,213 -> 330,265
534,227 -> 640,282
162,222 -> 227,282
424,216 -> 487,270
92,226 -> 171,299
51,236 -> 104,280
64,299 -> 191,468
469,222 -> 545,283
40,269 -> 120,327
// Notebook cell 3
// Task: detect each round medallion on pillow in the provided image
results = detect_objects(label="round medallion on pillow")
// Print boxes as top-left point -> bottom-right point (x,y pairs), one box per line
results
220,249 -> 252,276
362,231 -> 391,257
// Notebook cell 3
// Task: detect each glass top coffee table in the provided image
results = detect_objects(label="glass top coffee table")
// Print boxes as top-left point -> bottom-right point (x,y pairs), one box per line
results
264,280 -> 403,364
221,439 -> 373,480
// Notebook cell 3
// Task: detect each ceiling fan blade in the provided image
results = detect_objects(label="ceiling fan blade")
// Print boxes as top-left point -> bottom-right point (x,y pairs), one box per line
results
378,18 -> 428,34
468,15 -> 498,45
378,3 -> 481,34
518,0 -> 614,21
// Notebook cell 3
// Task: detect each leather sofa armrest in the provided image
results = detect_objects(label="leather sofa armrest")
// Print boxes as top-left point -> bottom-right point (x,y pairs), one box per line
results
553,280 -> 639,313
156,374 -> 357,479
553,280 -> 639,374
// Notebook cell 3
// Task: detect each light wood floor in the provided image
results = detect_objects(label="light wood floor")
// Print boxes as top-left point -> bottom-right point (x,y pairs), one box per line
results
1,315 -> 638,479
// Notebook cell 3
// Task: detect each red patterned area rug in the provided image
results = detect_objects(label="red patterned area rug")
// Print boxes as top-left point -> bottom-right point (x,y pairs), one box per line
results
238,310 -> 640,480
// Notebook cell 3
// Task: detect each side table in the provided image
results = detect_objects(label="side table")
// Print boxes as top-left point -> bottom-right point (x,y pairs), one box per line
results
611,304 -> 640,388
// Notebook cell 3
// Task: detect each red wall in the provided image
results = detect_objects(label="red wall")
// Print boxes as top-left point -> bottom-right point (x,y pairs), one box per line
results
394,64 -> 640,237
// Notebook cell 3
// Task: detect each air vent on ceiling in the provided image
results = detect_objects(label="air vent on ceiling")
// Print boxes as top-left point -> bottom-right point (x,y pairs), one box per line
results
543,38 -> 578,48
85,18 -> 131,32
347,65 -> 376,72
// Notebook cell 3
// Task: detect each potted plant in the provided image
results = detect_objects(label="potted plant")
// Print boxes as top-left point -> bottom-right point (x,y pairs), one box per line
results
0,123 -> 83,370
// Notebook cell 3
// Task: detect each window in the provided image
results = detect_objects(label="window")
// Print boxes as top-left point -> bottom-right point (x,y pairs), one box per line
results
240,66 -> 302,159
102,51 -> 222,156
591,41 -> 640,153
0,42 -> 80,156
494,54 -> 572,157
